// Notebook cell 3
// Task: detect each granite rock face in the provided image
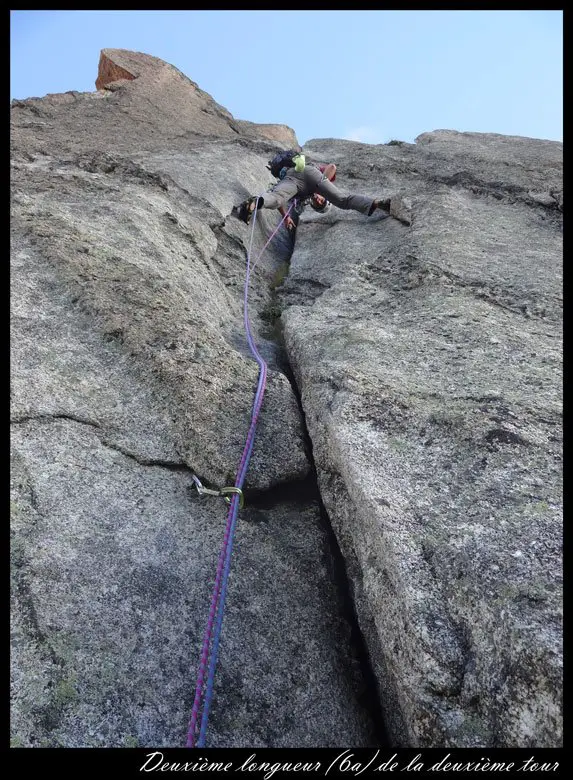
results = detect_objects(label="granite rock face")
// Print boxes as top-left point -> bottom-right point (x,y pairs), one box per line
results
11,49 -> 562,748
11,49 -> 374,748
281,133 -> 562,747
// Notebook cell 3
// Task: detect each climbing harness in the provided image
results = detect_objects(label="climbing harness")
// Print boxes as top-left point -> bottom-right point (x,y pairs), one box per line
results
186,200 -> 295,748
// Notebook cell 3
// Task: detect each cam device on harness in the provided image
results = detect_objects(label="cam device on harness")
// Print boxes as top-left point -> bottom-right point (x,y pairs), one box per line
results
310,195 -> 331,213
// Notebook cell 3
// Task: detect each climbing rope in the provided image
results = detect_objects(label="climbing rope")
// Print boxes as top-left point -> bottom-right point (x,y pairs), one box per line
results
186,201 -> 295,748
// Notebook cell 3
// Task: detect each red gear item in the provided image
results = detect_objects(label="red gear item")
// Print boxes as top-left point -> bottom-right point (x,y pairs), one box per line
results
317,163 -> 336,182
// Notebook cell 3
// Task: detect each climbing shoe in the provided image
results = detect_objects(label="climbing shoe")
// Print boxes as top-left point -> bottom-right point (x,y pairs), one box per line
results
233,196 -> 264,225
368,198 -> 391,217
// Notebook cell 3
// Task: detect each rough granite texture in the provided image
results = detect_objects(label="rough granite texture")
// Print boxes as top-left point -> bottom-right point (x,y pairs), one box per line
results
11,49 -> 562,748
281,135 -> 562,747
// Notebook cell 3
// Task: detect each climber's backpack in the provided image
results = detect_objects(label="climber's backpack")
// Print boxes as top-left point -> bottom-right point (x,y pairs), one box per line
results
267,149 -> 302,178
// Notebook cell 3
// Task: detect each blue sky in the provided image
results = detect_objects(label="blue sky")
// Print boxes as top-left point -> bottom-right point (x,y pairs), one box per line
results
10,10 -> 563,146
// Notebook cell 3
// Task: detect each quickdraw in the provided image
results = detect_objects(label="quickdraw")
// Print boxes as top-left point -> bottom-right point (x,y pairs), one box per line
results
191,474 -> 244,510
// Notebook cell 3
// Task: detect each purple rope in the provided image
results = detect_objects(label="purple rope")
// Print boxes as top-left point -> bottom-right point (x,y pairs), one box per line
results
186,202 -> 294,747
196,494 -> 240,746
